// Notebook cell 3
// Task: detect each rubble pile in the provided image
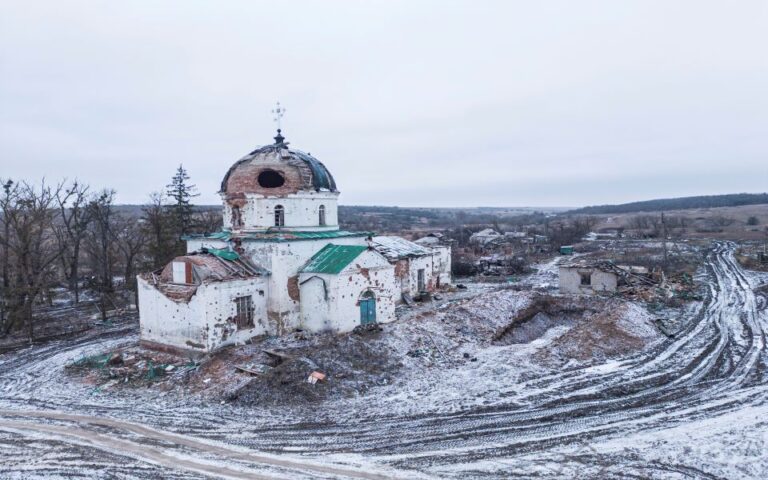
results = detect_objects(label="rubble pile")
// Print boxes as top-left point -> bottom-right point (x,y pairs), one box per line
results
213,330 -> 403,406
62,261 -> 673,408
613,270 -> 703,310
736,244 -> 768,272
65,347 -> 199,390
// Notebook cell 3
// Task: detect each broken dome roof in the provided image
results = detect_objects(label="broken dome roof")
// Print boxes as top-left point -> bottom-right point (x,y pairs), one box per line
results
220,130 -> 337,194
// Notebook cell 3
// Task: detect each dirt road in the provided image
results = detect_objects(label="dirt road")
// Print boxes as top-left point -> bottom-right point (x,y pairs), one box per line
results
0,410 -> 397,479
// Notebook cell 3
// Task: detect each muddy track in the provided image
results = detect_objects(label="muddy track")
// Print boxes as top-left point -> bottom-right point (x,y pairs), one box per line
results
0,411 -> 397,480
214,242 -> 767,459
1,241 -> 766,478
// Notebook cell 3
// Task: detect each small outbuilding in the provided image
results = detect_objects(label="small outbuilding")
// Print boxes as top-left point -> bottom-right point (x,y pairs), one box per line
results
470,228 -> 502,245
298,244 -> 396,332
559,261 -> 651,295
372,236 -> 440,298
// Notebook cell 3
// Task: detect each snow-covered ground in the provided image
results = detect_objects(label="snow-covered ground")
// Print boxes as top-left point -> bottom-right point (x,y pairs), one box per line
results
1,241 -> 767,479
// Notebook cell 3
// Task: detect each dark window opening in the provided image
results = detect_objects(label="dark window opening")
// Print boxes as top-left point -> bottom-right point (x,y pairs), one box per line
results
257,170 -> 285,188
274,205 -> 285,227
319,205 -> 326,226
579,272 -> 592,286
231,205 -> 242,227
234,296 -> 254,329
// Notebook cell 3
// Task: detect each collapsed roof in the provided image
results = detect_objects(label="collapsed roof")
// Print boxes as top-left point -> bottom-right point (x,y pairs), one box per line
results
158,249 -> 269,284
371,236 -> 434,262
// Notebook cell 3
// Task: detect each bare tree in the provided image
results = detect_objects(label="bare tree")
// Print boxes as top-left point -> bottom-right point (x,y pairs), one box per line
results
0,180 -> 13,331
142,191 -> 180,269
194,208 -> 223,234
661,212 -> 669,267
629,215 -> 651,231
85,190 -> 116,321
711,216 -> 735,227
112,213 -> 146,303
55,180 -> 92,303
0,180 -> 64,339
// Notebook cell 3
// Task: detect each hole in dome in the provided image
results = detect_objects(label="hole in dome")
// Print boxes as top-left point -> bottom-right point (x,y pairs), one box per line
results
257,170 -> 285,188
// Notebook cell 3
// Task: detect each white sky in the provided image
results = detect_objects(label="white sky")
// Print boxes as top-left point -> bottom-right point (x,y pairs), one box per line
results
1,1 -> 766,207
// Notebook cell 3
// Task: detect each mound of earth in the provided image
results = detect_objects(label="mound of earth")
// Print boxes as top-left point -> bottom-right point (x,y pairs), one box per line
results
62,287 -> 667,410
221,329 -> 403,407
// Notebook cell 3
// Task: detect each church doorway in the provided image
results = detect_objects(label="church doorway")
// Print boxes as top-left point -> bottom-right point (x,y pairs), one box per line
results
359,291 -> 377,325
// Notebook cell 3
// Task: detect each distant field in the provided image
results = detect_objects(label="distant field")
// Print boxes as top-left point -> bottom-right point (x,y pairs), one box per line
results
591,204 -> 768,240
570,193 -> 768,215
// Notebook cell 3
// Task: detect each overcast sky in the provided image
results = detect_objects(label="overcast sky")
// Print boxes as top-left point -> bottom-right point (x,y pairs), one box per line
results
1,1 -> 766,208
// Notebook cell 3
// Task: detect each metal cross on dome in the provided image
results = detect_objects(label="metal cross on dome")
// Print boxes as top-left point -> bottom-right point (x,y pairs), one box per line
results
272,101 -> 286,131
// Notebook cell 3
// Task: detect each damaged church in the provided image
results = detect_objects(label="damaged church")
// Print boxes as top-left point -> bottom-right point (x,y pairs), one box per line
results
137,130 -> 451,353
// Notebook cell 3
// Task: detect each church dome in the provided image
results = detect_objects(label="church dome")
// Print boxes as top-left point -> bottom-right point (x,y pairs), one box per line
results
220,130 -> 338,197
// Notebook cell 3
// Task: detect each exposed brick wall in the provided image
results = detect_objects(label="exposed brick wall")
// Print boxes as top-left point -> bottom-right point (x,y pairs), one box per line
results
394,259 -> 409,279
226,195 -> 247,207
287,275 -> 300,301
226,163 -> 304,196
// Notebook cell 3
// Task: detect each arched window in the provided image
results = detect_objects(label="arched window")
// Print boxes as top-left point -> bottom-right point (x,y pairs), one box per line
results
274,205 -> 284,227
318,205 -> 326,226
231,205 -> 242,228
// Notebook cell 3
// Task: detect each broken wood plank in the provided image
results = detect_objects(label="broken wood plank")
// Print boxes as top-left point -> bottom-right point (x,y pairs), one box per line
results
262,349 -> 294,361
234,366 -> 263,376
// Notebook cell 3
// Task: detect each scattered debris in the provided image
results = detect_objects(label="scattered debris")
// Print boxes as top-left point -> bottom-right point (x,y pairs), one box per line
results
407,348 -> 430,358
235,363 -> 271,376
263,349 -> 293,362
352,323 -> 383,335
307,371 -> 326,384
402,292 -> 415,306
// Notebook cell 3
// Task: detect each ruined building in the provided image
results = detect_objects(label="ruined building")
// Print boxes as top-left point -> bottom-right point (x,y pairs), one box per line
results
559,261 -> 651,295
138,131 -> 451,353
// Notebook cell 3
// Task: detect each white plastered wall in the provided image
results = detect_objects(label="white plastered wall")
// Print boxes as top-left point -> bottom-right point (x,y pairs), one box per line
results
222,191 -> 339,232
138,277 -> 207,351
431,245 -> 452,286
403,255 -> 436,294
201,277 -> 269,350
299,250 -> 397,333
137,276 -> 269,353
558,267 -> 618,294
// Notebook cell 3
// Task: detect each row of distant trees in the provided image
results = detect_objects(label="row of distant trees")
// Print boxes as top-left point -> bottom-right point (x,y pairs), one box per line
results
570,193 -> 768,215
0,165 -> 218,340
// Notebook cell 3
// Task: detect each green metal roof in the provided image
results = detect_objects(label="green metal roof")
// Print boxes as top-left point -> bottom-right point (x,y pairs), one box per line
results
205,247 -> 240,261
300,244 -> 368,275
182,230 -> 372,243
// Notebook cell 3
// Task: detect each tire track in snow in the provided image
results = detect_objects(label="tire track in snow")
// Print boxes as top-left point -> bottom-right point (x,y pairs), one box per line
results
0,410 -> 406,480
1,242 -> 765,478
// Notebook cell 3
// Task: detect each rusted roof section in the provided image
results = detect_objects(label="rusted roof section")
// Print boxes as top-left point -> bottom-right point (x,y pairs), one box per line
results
371,236 -> 434,262
300,244 -> 368,275
158,251 -> 269,284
